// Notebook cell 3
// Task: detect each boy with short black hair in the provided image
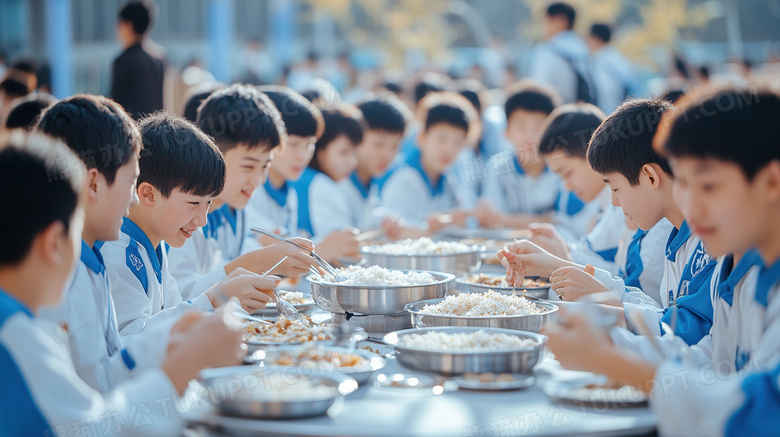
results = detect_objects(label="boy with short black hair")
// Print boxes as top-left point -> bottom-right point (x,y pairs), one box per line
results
101,112 -> 278,334
168,84 -> 316,299
245,85 -> 323,242
5,92 -> 57,130
542,87 -> 780,436
339,94 -> 410,232
381,92 -> 476,236
0,130 -> 244,435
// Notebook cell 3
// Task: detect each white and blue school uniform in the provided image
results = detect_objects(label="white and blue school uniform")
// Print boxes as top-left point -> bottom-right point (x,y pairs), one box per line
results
101,218 -> 213,335
480,153 -> 561,215
245,179 -> 299,239
292,168 -> 353,241
605,220 -> 717,345
567,185 -> 627,276
167,203 -> 259,300
338,171 -> 384,231
608,252 -> 780,436
552,186 -> 602,242
0,288 -> 183,436
380,148 -> 466,229
591,219 -> 674,311
38,241 -> 169,393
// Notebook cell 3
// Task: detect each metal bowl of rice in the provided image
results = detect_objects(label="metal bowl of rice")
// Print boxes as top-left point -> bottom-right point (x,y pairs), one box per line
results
308,266 -> 454,315
361,238 -> 485,276
454,274 -> 552,299
384,326 -> 546,374
404,291 -> 558,333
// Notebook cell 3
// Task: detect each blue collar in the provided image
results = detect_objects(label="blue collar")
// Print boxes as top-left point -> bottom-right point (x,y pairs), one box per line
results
264,179 -> 289,208
405,149 -> 445,196
717,251 -> 763,306
80,240 -> 105,275
350,171 -> 372,199
0,286 -> 34,328
666,221 -> 692,262
514,157 -> 525,175
756,255 -> 780,308
121,217 -> 163,284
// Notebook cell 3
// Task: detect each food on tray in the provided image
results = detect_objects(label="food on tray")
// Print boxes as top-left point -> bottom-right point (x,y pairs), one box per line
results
271,291 -> 311,305
314,265 -> 435,286
465,274 -> 550,288
243,316 -> 332,344
397,329 -> 538,351
418,290 -> 545,317
365,237 -> 472,255
270,348 -> 369,369
462,372 -> 516,383
245,373 -> 337,402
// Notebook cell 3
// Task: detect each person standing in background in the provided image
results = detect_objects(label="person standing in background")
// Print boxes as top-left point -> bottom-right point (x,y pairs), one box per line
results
529,2 -> 596,106
588,23 -> 636,114
110,1 -> 165,120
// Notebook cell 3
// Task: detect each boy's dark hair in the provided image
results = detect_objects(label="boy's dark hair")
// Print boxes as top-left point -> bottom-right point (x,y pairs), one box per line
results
663,88 -> 780,181
547,2 -> 576,29
137,112 -> 225,198
413,73 -> 449,105
504,81 -> 560,119
118,1 -> 153,36
357,94 -> 410,135
310,105 -> 364,173
196,83 -> 285,153
5,93 -> 58,130
587,98 -> 673,185
590,23 -> 611,43
257,85 -> 324,139
37,94 -> 141,185
0,131 -> 84,266
662,89 -> 686,104
182,83 -> 224,123
538,103 -> 604,159
0,77 -> 30,99
420,92 -> 476,135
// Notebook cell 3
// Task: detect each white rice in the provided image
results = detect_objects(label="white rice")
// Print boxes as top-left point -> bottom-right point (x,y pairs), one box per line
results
398,330 -> 537,351
419,290 -> 544,317
366,237 -> 472,255
245,373 -> 337,401
318,265 -> 435,286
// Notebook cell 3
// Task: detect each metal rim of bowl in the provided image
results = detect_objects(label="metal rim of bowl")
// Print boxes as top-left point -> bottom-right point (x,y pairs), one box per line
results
384,326 -> 547,355
307,269 -> 456,289
360,244 -> 486,258
403,297 -> 559,320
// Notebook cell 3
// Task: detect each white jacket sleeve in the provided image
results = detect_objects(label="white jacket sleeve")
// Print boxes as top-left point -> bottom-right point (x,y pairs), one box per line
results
166,235 -> 228,301
310,175 -> 353,238
380,167 -> 428,228
2,316 -> 183,436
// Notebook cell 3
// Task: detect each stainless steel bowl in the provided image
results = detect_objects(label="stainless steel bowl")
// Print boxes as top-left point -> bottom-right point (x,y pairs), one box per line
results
384,326 -> 546,374
330,312 -> 412,334
252,301 -> 316,318
197,365 -> 359,420
404,297 -> 558,333
454,275 -> 552,299
308,270 -> 454,315
253,345 -> 387,386
360,245 -> 485,276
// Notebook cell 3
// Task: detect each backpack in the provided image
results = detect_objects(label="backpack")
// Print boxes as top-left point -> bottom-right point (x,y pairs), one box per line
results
551,47 -> 598,106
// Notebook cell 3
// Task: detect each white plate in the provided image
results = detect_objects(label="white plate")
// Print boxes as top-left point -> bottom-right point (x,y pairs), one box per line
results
453,373 -> 535,391
543,375 -> 648,407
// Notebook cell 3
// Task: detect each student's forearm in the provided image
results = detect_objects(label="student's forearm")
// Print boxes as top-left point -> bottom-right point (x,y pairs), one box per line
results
599,347 -> 658,393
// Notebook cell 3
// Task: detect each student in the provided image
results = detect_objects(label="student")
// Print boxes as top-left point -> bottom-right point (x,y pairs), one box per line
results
476,81 -> 563,229
291,105 -> 362,262
339,94 -> 409,231
380,92 -> 476,235
181,82 -> 224,123
523,99 -> 713,343
245,85 -> 323,241
503,103 -> 629,275
0,130 -> 245,436
4,92 -> 57,130
542,88 -> 780,437
168,84 -> 316,299
101,112 -> 278,334
36,95 -> 168,392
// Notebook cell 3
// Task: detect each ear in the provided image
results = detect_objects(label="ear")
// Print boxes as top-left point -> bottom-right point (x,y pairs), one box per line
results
85,168 -> 101,203
761,160 -> 780,203
137,182 -> 158,207
36,221 -> 68,267
642,164 -> 662,189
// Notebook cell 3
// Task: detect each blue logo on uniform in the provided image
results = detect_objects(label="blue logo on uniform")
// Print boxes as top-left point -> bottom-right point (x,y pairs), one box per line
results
689,247 -> 711,277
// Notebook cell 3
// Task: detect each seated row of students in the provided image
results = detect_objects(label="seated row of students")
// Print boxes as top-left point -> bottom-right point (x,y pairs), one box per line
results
528,86 -> 780,437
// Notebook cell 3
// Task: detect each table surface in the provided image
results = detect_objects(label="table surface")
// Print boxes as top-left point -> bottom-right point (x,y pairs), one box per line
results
185,258 -> 657,437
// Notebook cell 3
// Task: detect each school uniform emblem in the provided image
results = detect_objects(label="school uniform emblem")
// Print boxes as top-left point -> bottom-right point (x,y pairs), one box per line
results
129,253 -> 144,271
